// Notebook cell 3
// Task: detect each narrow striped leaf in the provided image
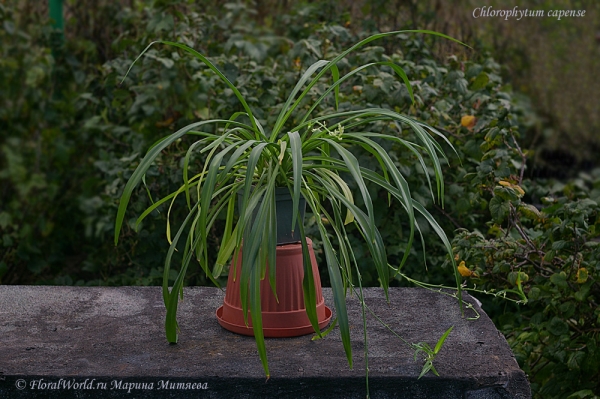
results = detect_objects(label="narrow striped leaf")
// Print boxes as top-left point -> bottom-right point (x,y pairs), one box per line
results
303,190 -> 353,367
115,119 -> 245,246
288,131 -> 303,234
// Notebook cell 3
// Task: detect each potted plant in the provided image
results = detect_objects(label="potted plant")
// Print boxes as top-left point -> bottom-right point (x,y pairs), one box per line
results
114,30 -> 464,378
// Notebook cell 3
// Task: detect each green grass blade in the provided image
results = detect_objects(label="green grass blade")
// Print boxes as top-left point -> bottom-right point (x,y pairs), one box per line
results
162,203 -> 198,305
297,61 -> 410,129
322,138 -> 375,235
319,139 -> 390,294
134,181 -> 194,230
115,119 -> 243,246
331,63 -> 340,110
305,191 -> 353,367
237,142 -> 271,245
239,174 -> 276,327
312,318 -> 338,340
288,131 -> 303,234
164,215 -> 220,343
198,143 -> 237,273
296,217 -> 320,335
213,192 -> 237,278
343,134 -> 415,271
263,173 -> 278,301
223,140 -> 256,173
410,199 -> 463,313
182,140 -> 202,210
215,223 -> 240,278
162,204 -> 199,343
271,59 -> 330,140
249,252 -> 269,377
282,30 -> 468,137
318,168 -> 355,224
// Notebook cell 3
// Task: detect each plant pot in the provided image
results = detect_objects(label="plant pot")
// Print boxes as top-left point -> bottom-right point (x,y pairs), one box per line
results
238,187 -> 306,245
216,238 -> 332,337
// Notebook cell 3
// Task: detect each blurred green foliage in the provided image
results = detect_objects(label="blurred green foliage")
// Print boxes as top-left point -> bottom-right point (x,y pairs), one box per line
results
1,1 -> 599,397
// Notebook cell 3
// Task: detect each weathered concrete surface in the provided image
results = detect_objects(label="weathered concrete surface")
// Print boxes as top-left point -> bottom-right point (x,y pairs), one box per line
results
0,286 -> 530,398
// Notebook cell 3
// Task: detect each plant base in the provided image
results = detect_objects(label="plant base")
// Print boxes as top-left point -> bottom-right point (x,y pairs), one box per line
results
216,238 -> 332,338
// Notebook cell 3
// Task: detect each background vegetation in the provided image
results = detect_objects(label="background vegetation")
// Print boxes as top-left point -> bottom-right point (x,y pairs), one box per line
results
1,0 -> 598,397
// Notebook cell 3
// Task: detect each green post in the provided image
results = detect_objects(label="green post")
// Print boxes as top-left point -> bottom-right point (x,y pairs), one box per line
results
49,0 -> 64,49
49,0 -> 64,95
49,0 -> 64,31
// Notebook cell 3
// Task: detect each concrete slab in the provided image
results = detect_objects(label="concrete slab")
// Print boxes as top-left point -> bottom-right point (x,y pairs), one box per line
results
0,286 -> 530,398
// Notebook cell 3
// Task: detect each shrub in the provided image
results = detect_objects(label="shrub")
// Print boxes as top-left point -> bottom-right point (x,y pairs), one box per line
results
452,174 -> 600,397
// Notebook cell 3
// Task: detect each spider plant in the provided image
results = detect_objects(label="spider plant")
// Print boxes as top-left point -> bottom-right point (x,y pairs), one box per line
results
114,30 -> 464,378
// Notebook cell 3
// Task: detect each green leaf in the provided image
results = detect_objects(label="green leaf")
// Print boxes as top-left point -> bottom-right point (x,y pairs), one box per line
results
567,389 -> 596,399
298,227 -> 320,336
455,78 -> 468,94
318,169 -> 355,224
493,186 -> 520,201
214,195 -> 238,278
434,326 -> 453,354
288,131 -> 303,235
489,196 -> 509,222
528,287 -> 541,301
548,317 -> 569,336
342,133 -> 415,273
317,173 -> 388,296
197,143 -> 237,269
567,351 -> 586,370
312,318 -> 338,340
574,280 -> 593,302
550,272 -> 568,288
272,59 -> 330,139
305,190 -> 353,368
260,176 -> 278,302
470,72 -> 489,90
322,139 -> 375,235
114,119 -> 248,246
551,240 -> 567,250
249,248 -> 269,377
518,203 -> 541,220
418,361 -> 433,379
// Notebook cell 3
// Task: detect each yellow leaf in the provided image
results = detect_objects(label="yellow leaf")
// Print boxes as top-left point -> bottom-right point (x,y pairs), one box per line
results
577,268 -> 588,284
514,185 -> 525,196
460,115 -> 476,130
458,261 -> 473,277
498,180 -> 525,197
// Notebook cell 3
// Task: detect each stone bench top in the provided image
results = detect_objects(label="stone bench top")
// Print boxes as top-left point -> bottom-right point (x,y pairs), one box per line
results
0,286 -> 530,398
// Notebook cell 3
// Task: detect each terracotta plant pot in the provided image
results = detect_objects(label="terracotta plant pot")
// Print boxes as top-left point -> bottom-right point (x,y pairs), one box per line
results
216,238 -> 332,337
